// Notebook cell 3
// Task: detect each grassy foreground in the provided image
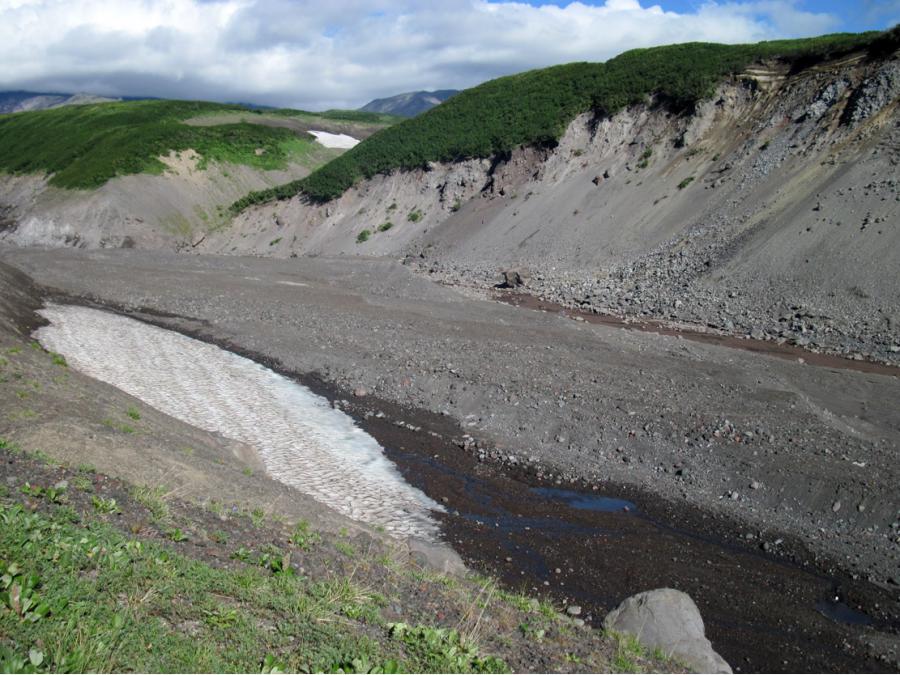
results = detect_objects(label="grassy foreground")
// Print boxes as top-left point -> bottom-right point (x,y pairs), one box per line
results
0,439 -> 675,674
230,29 -> 891,210
0,101 -> 394,191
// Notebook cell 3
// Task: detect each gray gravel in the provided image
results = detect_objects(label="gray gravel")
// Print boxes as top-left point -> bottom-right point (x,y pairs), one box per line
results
5,246 -> 899,586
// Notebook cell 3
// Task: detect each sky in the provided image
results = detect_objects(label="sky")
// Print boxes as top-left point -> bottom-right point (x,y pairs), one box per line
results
0,0 -> 896,111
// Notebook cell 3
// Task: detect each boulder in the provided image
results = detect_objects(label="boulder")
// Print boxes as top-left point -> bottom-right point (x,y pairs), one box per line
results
603,588 -> 731,673
500,268 -> 531,288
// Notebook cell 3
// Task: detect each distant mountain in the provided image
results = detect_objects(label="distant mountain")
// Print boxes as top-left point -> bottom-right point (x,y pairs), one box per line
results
0,90 -> 121,114
359,90 -> 458,117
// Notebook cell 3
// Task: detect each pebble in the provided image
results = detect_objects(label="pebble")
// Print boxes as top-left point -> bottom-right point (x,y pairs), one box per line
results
566,605 -> 582,616
832,500 -> 842,513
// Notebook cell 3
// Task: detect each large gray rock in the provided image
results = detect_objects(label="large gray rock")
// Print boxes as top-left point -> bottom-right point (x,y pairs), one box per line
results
603,588 -> 731,673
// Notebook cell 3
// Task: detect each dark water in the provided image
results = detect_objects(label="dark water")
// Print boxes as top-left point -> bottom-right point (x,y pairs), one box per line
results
532,487 -> 636,512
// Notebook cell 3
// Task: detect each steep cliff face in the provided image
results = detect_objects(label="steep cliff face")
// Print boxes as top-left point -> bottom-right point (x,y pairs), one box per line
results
206,50 -> 899,363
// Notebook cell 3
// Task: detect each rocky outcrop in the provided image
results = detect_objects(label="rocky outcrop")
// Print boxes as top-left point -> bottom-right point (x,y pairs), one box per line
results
604,588 -> 731,673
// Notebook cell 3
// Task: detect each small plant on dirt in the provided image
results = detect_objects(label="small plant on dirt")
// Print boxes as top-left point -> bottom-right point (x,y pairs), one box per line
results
203,606 -> 239,629
407,209 -> 423,223
125,406 -> 141,421
242,467 -> 253,477
450,199 -> 463,212
290,519 -> 321,550
637,147 -> 652,169
269,237 -> 282,246
609,631 -> 646,672
72,476 -> 93,493
77,463 -> 96,474
231,546 -> 253,563
166,528 -> 188,542
211,530 -> 229,544
256,546 -> 291,575
335,541 -> 356,557
377,221 -> 393,232
91,496 -> 120,514
50,352 -> 68,367
19,483 -> 44,499
131,485 -> 169,523
387,623 -> 508,673
677,176 -> 695,189
250,507 -> 266,527
356,229 -> 371,244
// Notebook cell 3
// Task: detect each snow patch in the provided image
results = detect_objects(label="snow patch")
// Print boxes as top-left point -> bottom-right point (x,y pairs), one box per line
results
309,130 -> 360,149
35,304 -> 442,540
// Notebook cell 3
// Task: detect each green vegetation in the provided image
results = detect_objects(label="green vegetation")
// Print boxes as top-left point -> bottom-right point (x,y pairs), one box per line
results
407,209 -> 424,223
230,30 -> 884,209
387,623 -> 508,673
0,99 -> 380,190
357,229 -> 372,244
290,519 -> 321,551
637,147 -> 653,169
677,176 -> 695,189
125,406 -> 141,421
377,221 -> 394,232
0,502 -> 510,673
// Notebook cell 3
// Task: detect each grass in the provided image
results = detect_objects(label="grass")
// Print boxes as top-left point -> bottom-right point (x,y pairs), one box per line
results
0,99 -> 383,190
230,29 -> 889,209
0,498 -> 518,673
407,209 -> 424,223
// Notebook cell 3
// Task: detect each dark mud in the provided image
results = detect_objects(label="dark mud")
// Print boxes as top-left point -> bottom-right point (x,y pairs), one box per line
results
32,291 -> 900,674
495,291 -> 900,378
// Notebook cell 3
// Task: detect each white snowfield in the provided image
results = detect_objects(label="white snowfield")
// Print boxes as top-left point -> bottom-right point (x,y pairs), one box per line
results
35,304 -> 442,541
308,130 -> 360,149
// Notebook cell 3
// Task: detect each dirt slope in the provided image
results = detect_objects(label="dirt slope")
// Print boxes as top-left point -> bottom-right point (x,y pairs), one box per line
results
210,51 -> 899,365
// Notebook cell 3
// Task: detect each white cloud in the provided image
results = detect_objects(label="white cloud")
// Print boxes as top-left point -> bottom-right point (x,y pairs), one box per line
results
0,0 -> 844,109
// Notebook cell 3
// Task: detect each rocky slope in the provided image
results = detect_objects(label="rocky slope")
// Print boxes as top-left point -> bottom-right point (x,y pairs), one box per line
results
210,48 -> 899,366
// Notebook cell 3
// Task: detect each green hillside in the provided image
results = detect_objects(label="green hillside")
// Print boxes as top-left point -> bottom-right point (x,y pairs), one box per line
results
231,29 -> 890,211
0,100 -> 395,190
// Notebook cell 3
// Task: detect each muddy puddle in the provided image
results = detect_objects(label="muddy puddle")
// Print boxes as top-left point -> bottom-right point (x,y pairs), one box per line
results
37,299 -> 899,674
496,291 -> 900,377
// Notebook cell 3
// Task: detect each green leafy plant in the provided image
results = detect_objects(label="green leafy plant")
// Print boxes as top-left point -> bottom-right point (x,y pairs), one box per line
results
0,563 -> 51,623
290,520 -> 321,550
677,176 -> 695,189
166,528 -> 188,542
406,209 -> 423,223
387,623 -> 509,673
125,406 -> 141,420
356,229 -> 371,244
91,496 -> 120,514
377,221 -> 393,232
